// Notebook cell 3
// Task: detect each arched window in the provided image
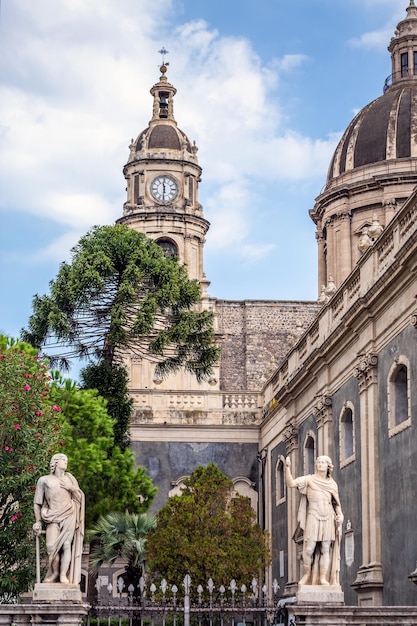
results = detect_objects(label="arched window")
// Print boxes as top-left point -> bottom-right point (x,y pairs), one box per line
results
388,357 -> 411,437
233,476 -> 258,512
275,458 -> 285,505
156,238 -> 178,257
304,432 -> 316,475
340,402 -> 355,467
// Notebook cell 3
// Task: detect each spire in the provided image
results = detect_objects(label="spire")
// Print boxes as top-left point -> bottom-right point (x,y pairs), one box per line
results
149,48 -> 177,124
386,2 -> 417,90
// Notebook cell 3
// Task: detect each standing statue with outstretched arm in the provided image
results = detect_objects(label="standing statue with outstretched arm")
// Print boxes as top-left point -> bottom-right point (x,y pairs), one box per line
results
33,453 -> 84,585
280,455 -> 343,586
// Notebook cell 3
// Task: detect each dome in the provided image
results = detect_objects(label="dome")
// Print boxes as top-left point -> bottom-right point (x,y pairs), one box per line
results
310,2 -> 417,294
327,83 -> 417,183
135,125 -> 192,153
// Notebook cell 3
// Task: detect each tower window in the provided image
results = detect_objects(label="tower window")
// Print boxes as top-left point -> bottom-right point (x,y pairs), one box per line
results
414,51 -> 417,75
401,52 -> 409,77
158,92 -> 169,118
156,238 -> 178,257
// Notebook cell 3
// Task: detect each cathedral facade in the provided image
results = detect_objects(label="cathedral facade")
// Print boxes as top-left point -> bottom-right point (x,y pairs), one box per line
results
117,3 -> 417,608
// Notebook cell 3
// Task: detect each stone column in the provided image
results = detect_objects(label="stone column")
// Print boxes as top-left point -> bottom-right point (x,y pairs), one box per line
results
325,218 -> 335,285
338,211 -> 352,283
283,419 -> 299,596
316,231 -> 326,297
313,394 -> 333,456
383,198 -> 397,225
351,353 -> 384,605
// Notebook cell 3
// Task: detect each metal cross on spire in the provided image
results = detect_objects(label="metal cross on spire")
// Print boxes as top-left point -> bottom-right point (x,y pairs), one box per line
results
158,47 -> 169,65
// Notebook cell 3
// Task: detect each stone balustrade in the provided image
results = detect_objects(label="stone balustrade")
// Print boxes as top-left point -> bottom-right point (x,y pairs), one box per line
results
265,189 -> 417,410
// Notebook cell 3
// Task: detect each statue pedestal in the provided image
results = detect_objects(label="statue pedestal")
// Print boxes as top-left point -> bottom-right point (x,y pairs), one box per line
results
32,583 -> 82,603
296,584 -> 344,604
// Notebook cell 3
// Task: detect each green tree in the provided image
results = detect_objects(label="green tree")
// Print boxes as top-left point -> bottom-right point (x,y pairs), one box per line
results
80,361 -> 132,451
50,377 -> 157,529
145,464 -> 271,592
0,336 -> 63,600
21,225 -> 219,382
88,511 -> 156,587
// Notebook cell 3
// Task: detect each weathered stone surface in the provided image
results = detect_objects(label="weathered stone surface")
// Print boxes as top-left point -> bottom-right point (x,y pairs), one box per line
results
32,583 -> 82,603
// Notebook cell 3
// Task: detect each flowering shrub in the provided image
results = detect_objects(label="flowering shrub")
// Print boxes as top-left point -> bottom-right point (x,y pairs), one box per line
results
0,336 -> 62,600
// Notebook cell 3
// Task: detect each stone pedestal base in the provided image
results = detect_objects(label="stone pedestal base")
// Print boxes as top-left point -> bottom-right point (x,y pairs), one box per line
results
33,583 -> 82,603
351,562 -> 384,606
296,584 -> 344,604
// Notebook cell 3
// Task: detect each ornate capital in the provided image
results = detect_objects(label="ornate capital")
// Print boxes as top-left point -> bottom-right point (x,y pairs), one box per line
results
383,199 -> 397,211
313,395 -> 333,429
411,310 -> 417,328
283,419 -> 298,455
354,353 -> 378,390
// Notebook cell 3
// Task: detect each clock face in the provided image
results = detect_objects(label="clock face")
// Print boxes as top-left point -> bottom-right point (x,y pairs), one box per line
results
150,175 -> 178,202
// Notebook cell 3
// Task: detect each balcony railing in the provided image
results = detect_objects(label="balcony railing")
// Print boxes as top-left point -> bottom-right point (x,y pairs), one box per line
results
383,68 -> 417,93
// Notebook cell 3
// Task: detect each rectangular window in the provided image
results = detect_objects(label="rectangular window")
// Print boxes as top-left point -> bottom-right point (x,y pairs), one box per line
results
401,52 -> 409,77
414,51 -> 417,75
134,174 -> 139,204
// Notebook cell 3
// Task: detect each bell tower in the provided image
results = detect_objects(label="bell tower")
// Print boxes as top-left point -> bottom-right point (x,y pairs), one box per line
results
117,58 -> 210,295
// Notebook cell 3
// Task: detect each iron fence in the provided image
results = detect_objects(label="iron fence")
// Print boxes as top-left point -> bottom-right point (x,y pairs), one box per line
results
87,575 -> 292,626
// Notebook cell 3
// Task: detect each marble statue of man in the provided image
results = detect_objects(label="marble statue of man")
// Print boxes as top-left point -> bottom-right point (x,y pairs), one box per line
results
33,453 -> 84,585
280,455 -> 343,586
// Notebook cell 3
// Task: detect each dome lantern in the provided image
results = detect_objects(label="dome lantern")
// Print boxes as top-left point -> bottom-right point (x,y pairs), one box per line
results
385,0 -> 417,92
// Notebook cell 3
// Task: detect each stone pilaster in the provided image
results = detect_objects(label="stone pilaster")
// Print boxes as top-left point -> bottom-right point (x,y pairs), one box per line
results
283,419 -> 299,594
352,353 -> 384,605
316,231 -> 326,297
338,210 -> 352,284
313,394 -> 333,456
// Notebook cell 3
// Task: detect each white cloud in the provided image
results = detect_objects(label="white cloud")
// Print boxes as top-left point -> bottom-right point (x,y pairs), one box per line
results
350,26 -> 393,51
32,231 -> 84,263
0,0 -> 337,267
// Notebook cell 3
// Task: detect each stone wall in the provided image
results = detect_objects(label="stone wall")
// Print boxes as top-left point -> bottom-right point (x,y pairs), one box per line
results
215,300 -> 320,392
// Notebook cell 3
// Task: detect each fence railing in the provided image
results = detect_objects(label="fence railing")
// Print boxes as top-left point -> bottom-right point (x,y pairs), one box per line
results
88,575 -> 290,626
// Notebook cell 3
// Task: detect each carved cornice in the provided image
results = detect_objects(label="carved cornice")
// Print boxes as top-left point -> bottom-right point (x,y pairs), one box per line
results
283,419 -> 298,455
313,395 -> 333,429
324,210 -> 352,228
354,353 -> 378,390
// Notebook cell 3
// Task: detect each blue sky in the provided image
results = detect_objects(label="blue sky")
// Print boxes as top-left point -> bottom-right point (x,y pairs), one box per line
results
0,0 -> 404,356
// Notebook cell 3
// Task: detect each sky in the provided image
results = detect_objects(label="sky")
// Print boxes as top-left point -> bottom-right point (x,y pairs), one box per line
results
0,0 -> 406,359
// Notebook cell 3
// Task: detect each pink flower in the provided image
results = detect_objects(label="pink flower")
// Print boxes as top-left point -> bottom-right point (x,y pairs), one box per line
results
23,384 -> 31,391
14,424 -> 21,430
5,446 -> 9,451
35,410 -> 43,416
11,515 -> 18,522
24,373 -> 32,378
51,405 -> 61,412
35,433 -> 41,437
